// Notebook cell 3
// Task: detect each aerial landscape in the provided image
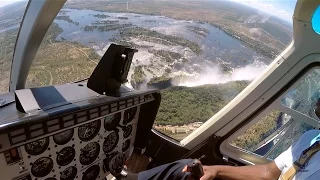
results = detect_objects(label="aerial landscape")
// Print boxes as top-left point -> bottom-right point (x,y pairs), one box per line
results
0,0 -> 303,154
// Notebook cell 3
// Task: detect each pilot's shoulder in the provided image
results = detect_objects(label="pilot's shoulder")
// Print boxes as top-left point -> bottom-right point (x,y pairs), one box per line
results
285,130 -> 320,160
293,129 -> 320,149
300,129 -> 320,140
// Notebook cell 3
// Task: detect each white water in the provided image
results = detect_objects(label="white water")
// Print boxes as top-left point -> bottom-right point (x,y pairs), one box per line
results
174,61 -> 268,87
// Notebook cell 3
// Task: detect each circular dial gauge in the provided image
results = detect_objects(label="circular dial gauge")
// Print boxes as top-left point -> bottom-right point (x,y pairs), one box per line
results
80,142 -> 100,165
123,107 -> 137,125
31,157 -> 53,178
103,131 -> 119,153
123,125 -> 132,138
25,137 -> 49,155
108,153 -> 125,176
57,147 -> 76,166
53,129 -> 74,145
122,139 -> 130,152
78,120 -> 101,141
82,165 -> 100,180
104,113 -> 121,131
61,166 -> 77,180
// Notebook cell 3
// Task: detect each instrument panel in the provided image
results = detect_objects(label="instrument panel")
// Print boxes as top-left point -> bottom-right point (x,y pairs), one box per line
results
1,105 -> 141,180
0,81 -> 160,180
28,108 -> 137,180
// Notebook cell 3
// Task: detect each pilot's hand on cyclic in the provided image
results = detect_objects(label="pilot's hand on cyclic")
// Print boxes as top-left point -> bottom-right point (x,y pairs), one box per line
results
182,165 -> 218,180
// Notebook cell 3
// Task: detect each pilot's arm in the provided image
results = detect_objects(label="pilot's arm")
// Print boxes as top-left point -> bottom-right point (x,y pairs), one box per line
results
135,130 -> 320,180
136,153 -> 282,180
184,130 -> 320,180
189,161 -> 281,180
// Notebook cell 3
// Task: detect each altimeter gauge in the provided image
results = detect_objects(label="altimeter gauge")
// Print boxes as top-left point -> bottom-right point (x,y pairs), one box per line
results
80,142 -> 100,165
25,137 -> 49,155
103,131 -> 119,153
78,120 -> 101,141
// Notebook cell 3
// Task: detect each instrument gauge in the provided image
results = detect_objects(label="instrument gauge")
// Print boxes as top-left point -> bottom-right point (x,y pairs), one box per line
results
123,125 -> 132,138
82,165 -> 100,180
123,107 -> 137,125
80,142 -> 100,165
57,147 -> 75,166
104,112 -> 121,131
53,129 -> 74,145
78,120 -> 101,141
61,166 -> 77,180
25,137 -> 49,155
122,139 -> 131,152
107,153 -> 125,177
103,131 -> 119,153
31,157 -> 53,177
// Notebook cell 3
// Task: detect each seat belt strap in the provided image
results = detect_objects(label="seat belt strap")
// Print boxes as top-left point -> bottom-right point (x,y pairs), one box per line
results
279,142 -> 320,180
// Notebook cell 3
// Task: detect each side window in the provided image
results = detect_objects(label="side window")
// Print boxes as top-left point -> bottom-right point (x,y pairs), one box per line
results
281,69 -> 320,121
231,110 -> 314,160
26,2 -> 100,88
0,1 -> 29,93
230,68 -> 320,160
231,110 -> 290,154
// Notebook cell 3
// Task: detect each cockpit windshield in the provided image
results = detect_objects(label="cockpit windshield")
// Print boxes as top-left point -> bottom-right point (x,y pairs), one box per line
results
0,0 -> 28,93
5,0 -> 296,141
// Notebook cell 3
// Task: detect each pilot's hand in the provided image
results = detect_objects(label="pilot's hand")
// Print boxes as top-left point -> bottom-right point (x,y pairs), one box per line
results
182,165 -> 217,180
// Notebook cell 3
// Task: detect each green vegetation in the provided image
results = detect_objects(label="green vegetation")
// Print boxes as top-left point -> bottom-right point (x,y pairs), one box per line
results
84,23 -> 132,32
165,68 -> 171,73
0,29 -> 18,93
131,65 -> 146,83
231,110 -> 281,151
145,20 -> 157,23
26,23 -> 100,88
119,27 -> 202,55
147,75 -> 172,89
93,14 -> 111,18
86,20 -> 122,31
117,17 -> 128,20
155,81 -> 249,125
56,16 -> 79,25
186,25 -> 210,37
220,64 -> 233,73
92,20 -> 120,25
148,49 -> 182,63
41,23 -> 63,45
149,75 -> 171,84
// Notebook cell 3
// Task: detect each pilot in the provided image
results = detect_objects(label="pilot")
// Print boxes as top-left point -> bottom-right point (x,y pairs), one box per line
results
122,127 -> 320,179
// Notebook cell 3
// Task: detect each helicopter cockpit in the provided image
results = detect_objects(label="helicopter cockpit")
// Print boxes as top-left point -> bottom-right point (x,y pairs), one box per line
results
0,0 -> 320,179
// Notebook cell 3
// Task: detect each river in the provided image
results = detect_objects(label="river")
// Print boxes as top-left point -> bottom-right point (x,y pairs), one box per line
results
54,8 -> 271,71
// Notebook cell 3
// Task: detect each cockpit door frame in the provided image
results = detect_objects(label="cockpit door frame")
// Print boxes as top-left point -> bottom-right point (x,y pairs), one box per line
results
220,59 -> 320,165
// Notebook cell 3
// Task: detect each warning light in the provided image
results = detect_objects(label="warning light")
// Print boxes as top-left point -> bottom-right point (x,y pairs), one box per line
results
4,147 -> 22,165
